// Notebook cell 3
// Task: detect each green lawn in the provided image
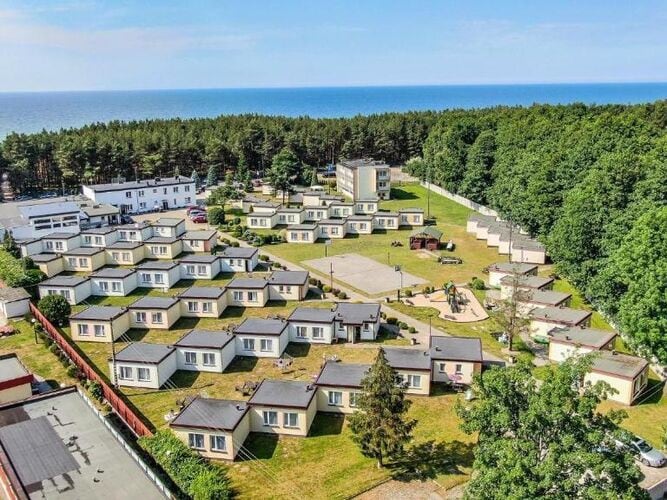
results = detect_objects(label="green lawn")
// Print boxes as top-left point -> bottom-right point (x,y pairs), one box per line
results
251,184 -> 500,296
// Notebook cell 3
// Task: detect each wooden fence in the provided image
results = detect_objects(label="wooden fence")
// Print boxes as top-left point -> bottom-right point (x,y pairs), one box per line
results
29,303 -> 153,437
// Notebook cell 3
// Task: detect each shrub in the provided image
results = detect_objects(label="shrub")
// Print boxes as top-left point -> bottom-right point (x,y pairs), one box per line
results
308,277 -> 318,285
233,217 -> 241,225
332,288 -> 340,296
470,277 -> 486,290
66,365 -> 79,378
386,317 -> 398,325
380,311 -> 387,319
272,261 -> 282,268
139,431 -> 232,500
259,254 -> 270,262
43,336 -> 53,347
408,326 -> 417,333
221,238 -> 230,245
207,206 -> 225,225
48,343 -> 59,354
337,291 -> 348,300
316,280 -> 323,288
88,380 -> 104,402
322,285 -> 332,293
37,294 -> 71,325
399,322 -> 408,330
422,286 -> 432,295
231,241 -> 240,247
404,289 -> 413,297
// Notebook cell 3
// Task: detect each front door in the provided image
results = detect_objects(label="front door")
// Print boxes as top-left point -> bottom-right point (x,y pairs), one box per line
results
349,326 -> 361,343
162,200 -> 169,210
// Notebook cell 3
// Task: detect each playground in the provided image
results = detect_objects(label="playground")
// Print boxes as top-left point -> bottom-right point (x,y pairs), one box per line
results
404,282 -> 488,323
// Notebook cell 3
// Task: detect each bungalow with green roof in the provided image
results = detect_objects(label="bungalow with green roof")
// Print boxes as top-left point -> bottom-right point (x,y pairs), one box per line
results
409,226 -> 443,250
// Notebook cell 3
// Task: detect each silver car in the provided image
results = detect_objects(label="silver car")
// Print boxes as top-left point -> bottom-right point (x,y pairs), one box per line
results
616,437 -> 666,467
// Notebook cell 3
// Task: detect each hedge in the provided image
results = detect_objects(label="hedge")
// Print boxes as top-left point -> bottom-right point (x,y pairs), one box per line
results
139,431 -> 232,500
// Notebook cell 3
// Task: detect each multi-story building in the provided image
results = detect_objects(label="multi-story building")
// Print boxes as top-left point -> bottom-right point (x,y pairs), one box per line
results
82,175 -> 196,214
336,159 -> 391,200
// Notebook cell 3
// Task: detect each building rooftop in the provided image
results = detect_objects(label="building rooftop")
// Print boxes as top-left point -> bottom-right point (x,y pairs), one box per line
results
152,218 -> 184,227
79,203 -> 119,218
347,215 -> 374,221
530,306 -> 592,326
113,342 -> 175,364
0,287 -> 30,303
268,270 -> 309,286
174,329 -> 234,350
178,254 -> 220,264
145,236 -> 180,244
108,241 -> 143,249
287,224 -> 318,230
39,275 -> 89,288
288,307 -> 336,323
84,175 -> 193,193
80,226 -> 117,235
135,260 -> 179,270
500,275 -> 554,289
233,318 -> 288,336
338,158 -> 389,169
129,296 -> 179,310
27,253 -> 61,263
334,303 -> 381,325
248,379 -> 316,409
170,398 -> 248,432
410,227 -> 443,239
276,206 -> 304,213
0,387 -> 165,499
488,262 -> 538,274
253,201 -> 281,209
519,289 -> 571,306
70,306 -> 127,322
374,212 -> 399,217
399,207 -> 424,213
63,247 -> 104,256
227,277 -> 268,289
384,347 -> 432,371
318,218 -> 347,225
220,246 -> 258,259
19,202 -> 81,219
468,213 -> 498,223
182,230 -> 217,240
315,362 -> 370,388
41,231 -> 80,240
178,286 -> 226,299
511,238 -> 546,251
0,354 -> 31,384
90,267 -> 136,279
429,336 -> 483,362
549,327 -> 617,349
590,351 -> 648,380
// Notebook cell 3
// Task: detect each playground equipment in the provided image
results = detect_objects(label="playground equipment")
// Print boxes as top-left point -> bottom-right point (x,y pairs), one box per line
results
443,281 -> 464,313
274,353 -> 294,372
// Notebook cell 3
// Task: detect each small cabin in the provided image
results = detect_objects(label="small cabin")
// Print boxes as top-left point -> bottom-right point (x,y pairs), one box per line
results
70,306 -> 130,343
409,227 -> 442,251
429,336 -> 483,386
286,224 -> 319,244
179,254 -> 222,280
152,218 -> 187,238
384,348 -> 432,395
487,262 -> 538,288
0,354 -> 34,404
129,296 -> 181,329
38,276 -> 91,305
62,247 -> 106,272
287,307 -> 337,344
267,270 -> 309,301
181,230 -> 218,253
548,327 -> 617,362
135,260 -> 181,289
106,241 -> 145,266
247,379 -> 317,437
315,362 -> 369,414
346,215 -> 373,235
219,247 -> 259,273
174,329 -> 236,373
0,288 -> 31,319
584,351 -> 649,405
232,318 -> 289,358
399,208 -> 424,227
178,286 -> 227,318
144,236 -> 183,260
226,278 -> 269,307
372,212 -> 399,230
90,268 -> 138,297
109,343 -> 177,389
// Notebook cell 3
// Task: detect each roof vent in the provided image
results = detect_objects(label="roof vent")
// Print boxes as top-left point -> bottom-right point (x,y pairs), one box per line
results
434,346 -> 441,351
154,177 -> 161,182
306,384 -> 314,391
236,404 -> 244,411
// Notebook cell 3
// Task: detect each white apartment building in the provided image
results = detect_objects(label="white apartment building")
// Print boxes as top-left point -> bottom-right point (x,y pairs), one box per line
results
336,159 -> 391,200
82,175 -> 196,214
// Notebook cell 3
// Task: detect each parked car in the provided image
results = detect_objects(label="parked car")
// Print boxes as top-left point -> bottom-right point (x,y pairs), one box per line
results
120,215 -> 134,224
191,215 -> 208,224
615,435 -> 666,467
188,210 -> 206,219
186,205 -> 206,215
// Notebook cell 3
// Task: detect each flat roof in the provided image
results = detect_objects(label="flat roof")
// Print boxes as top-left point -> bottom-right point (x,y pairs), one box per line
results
0,388 -> 165,499
488,262 -> 538,274
178,254 -> 220,264
153,218 -> 184,227
338,158 -> 389,169
63,247 -> 104,256
248,379 -> 316,409
227,277 -> 268,289
178,286 -> 226,299
549,327 -> 617,349
373,212 -> 399,217
315,362 -> 370,388
129,296 -> 179,310
145,236 -> 179,244
519,289 -> 571,306
182,230 -> 217,240
90,267 -> 136,279
20,202 -> 80,219
500,275 -> 554,289
430,336 -> 483,362
318,218 -> 347,225
135,260 -> 179,270
287,224 -> 318,230
268,270 -> 309,286
0,354 -> 30,383
233,318 -> 288,336
81,226 -> 117,235
511,238 -> 545,251
39,275 -> 89,288
41,231 -> 81,240
590,351 -> 648,380
410,227 -> 442,239
114,342 -> 175,364
85,176 -> 193,193
219,246 -> 258,259
108,241 -> 143,249
347,215 -> 373,221
170,398 -> 248,432
288,307 -> 336,323
530,306 -> 592,326
384,347 -> 432,371
276,207 -> 304,213
70,306 -> 127,322
334,303 -> 381,325
0,287 -> 30,304
399,207 -> 424,213
174,329 -> 234,350
29,253 -> 62,263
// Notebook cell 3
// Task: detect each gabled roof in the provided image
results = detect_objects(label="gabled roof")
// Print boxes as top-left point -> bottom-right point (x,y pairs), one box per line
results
233,318 -> 288,336
70,305 -> 127,322
410,226 -> 442,239
430,336 -> 483,362
248,379 -> 316,409
0,287 -> 30,303
315,362 -> 369,388
129,296 -> 179,310
174,329 -> 234,350
384,347 -> 432,371
170,398 -> 248,431
334,303 -> 381,325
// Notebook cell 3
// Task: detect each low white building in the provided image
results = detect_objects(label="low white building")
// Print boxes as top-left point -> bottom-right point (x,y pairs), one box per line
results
128,296 -> 181,329
232,318 -> 289,358
0,288 -> 31,319
333,303 -> 381,343
276,207 -> 306,226
267,271 -> 309,301
179,254 -> 222,280
399,208 -> 425,227
178,286 -> 227,318
174,329 -> 236,373
384,347 -> 432,395
510,238 -> 547,265
80,226 -> 119,248
346,215 -> 373,234
181,230 -> 218,253
38,275 -> 91,305
487,262 -> 538,288
117,222 -> 153,242
286,224 -> 319,244
89,268 -> 138,297
226,278 -> 269,307
372,212 -> 399,230
247,211 -> 279,230
287,307 -> 337,344
318,219 -> 347,239
315,362 -> 368,414
219,247 -> 259,273
109,343 -> 177,389
135,260 -> 181,289
548,327 -> 617,362
530,306 -> 592,339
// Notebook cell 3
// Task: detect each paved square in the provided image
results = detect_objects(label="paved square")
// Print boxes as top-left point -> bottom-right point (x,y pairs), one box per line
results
304,253 -> 427,295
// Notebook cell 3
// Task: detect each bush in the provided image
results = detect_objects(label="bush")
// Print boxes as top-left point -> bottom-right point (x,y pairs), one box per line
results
48,343 -> 59,354
404,289 -> 413,297
207,206 -> 225,225
386,317 -> 398,325
470,277 -> 486,290
272,261 -> 282,268
66,365 -> 79,378
422,286 -> 432,294
408,326 -> 417,333
337,291 -> 348,300
88,380 -> 104,402
332,288 -> 340,296
233,217 -> 241,225
399,322 -> 408,330
259,254 -> 270,262
308,277 -> 318,285
139,431 -> 232,500
231,241 -> 240,247
221,238 -> 230,245
322,285 -> 332,293
37,294 -> 71,325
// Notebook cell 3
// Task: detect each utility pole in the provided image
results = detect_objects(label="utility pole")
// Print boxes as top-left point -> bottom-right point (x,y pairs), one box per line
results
427,167 -> 431,220
329,262 -> 334,291
508,216 -> 513,263
111,340 -> 119,389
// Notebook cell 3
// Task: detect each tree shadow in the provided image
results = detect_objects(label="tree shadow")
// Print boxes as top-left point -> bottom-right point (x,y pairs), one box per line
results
389,440 -> 475,482
224,356 -> 260,373
309,414 -> 345,437
390,188 -> 419,200
241,433 -> 280,460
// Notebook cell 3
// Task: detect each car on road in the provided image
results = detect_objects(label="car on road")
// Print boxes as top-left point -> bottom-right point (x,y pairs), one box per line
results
191,214 -> 208,224
615,436 -> 666,467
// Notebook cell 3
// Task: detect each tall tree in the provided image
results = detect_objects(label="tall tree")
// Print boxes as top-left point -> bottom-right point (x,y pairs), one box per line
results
267,147 -> 299,204
348,348 -> 416,468
190,169 -> 201,189
493,271 -> 531,351
457,359 -> 647,499
206,164 -> 218,188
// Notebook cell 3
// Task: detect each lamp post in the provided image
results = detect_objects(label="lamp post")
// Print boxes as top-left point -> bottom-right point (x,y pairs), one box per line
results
31,318 -> 37,344
395,265 -> 403,301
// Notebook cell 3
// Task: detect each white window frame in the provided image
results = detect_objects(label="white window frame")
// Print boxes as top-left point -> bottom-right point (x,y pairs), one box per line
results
137,367 -> 151,382
283,412 -> 298,428
188,433 -> 205,450
328,391 -> 343,407
210,435 -> 226,452
263,410 -> 278,427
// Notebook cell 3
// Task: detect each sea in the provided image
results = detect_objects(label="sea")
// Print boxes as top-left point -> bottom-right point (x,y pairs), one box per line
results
1,82 -> 666,138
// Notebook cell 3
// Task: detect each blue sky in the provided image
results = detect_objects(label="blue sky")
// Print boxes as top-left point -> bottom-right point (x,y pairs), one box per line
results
0,0 -> 665,91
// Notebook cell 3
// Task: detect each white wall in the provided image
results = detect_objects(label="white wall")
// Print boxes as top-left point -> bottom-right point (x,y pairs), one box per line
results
109,355 -> 177,389
234,332 -> 287,358
175,343 -> 236,373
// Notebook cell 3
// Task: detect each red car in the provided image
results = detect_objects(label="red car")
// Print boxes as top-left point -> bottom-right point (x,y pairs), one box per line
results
192,215 -> 208,223
186,205 -> 206,215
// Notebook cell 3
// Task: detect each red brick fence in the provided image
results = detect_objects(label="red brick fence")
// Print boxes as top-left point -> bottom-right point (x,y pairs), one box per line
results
29,303 -> 153,437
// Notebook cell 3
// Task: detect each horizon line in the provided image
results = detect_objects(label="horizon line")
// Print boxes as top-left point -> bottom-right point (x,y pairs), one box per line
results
2,80 -> 667,95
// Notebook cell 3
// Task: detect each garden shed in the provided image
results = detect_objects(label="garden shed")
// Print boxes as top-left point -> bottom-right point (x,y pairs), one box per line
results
409,226 -> 443,250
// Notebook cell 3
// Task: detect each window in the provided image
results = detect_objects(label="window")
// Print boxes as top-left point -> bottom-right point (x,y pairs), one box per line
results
138,190 -> 144,197
251,218 -> 258,226
247,291 -> 258,302
455,364 -> 463,375
139,202 -> 147,209
98,281 -> 109,291
77,324 -> 89,336
141,273 -> 152,283
151,312 -> 163,324
188,433 -> 205,449
331,227 -> 338,235
233,291 -> 243,301
188,240 -> 199,247
210,435 -> 226,452
438,362 -> 446,373
185,197 -> 191,203
173,186 -> 179,193
55,241 -> 64,251
45,241 -> 54,250
263,411 -> 278,426
243,338 -> 255,351
197,265 -> 207,275
360,223 -> 367,230
111,251 -> 120,261
283,412 -> 298,428
121,252 -> 131,262
78,258 -> 87,267
328,391 -> 343,406
112,281 -> 121,292
202,302 -> 212,313
83,235 -> 92,245
312,327 -> 324,339
296,326 -> 307,338
135,311 -> 146,323
290,232 -> 298,240
186,265 -> 195,275
94,325 -> 105,337
119,366 -> 132,380
187,301 -> 199,312
349,392 -> 360,408
405,374 -> 421,388
67,257 -> 77,267
184,185 -> 190,192
94,236 -> 103,245
137,368 -> 150,382
184,352 -> 197,365
363,323 -> 370,331
260,339 -> 273,352
203,353 -> 215,366
278,285 -> 292,293
154,274 -> 165,284
125,191 -> 132,198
